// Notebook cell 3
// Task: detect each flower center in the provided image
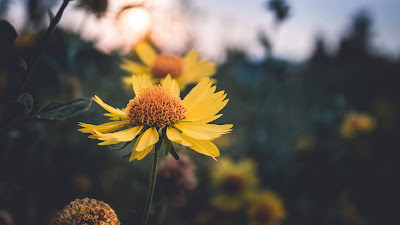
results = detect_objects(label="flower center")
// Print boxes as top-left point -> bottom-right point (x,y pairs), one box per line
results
222,174 -> 245,195
151,54 -> 183,78
126,85 -> 186,129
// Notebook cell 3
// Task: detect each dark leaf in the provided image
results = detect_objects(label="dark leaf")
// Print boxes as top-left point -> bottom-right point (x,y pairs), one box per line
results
169,143 -> 180,160
47,9 -> 54,21
109,141 -> 132,151
17,93 -> 33,117
19,59 -> 27,71
36,98 -> 92,120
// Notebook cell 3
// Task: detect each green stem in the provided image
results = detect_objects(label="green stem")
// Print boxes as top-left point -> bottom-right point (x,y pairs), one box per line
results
140,142 -> 161,225
19,0 -> 71,95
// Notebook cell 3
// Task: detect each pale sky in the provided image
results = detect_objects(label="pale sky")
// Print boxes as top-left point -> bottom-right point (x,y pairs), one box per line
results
191,0 -> 400,61
4,0 -> 400,62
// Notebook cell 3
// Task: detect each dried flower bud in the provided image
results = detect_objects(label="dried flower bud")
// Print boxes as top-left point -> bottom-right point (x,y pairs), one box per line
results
53,198 -> 120,225
157,154 -> 197,199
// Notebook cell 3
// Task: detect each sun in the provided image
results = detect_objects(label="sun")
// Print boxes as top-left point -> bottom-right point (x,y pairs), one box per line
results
117,7 -> 152,43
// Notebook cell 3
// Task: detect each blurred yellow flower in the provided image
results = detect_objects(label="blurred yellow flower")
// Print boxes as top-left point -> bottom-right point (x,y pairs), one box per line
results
120,41 -> 216,90
210,158 -> 259,212
248,191 -> 286,225
295,135 -> 316,151
79,74 -> 232,161
340,112 -> 376,138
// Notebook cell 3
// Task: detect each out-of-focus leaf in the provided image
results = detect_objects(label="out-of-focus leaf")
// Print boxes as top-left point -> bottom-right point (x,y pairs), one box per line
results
36,98 -> 92,120
0,20 -> 18,46
19,58 -> 27,71
47,9 -> 54,21
17,93 -> 33,117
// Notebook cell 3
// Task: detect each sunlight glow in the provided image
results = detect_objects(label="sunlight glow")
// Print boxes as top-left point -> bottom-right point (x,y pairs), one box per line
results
117,7 -> 152,44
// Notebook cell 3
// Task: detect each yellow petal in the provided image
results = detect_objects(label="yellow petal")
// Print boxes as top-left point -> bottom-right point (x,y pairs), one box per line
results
134,127 -> 159,152
161,75 -> 180,97
186,114 -> 222,124
174,123 -> 233,140
92,130 -> 121,145
78,120 -> 129,134
109,126 -> 143,142
93,95 -> 126,119
132,74 -> 153,96
180,50 -> 216,89
120,59 -> 151,74
129,145 -> 153,161
166,127 -> 192,146
182,133 -> 220,160
183,78 -> 213,110
135,41 -> 157,66
185,92 -> 229,121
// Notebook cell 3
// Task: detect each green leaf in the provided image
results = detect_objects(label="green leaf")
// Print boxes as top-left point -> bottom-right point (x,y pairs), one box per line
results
19,58 -> 27,71
47,9 -> 54,21
17,93 -> 33,117
36,98 -> 92,120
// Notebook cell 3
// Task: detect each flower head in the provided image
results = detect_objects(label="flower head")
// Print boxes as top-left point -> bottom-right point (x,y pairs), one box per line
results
248,191 -> 286,225
79,74 -> 232,161
157,154 -> 197,200
340,111 -> 376,138
121,41 -> 216,90
53,198 -> 120,225
210,158 -> 259,212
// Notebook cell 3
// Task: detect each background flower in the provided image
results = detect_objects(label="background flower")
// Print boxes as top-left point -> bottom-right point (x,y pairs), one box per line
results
120,41 -> 216,90
157,154 -> 197,200
248,191 -> 286,225
210,158 -> 259,212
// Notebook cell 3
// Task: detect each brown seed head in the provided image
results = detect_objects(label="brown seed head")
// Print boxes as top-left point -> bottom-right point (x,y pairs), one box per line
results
126,85 -> 186,128
53,198 -> 120,225
251,203 -> 273,225
151,54 -> 183,78
222,173 -> 245,195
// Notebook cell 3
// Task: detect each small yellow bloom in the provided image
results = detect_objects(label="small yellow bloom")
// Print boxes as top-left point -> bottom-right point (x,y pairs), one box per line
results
340,112 -> 376,139
79,74 -> 232,161
248,191 -> 286,225
121,41 -> 216,90
210,158 -> 259,212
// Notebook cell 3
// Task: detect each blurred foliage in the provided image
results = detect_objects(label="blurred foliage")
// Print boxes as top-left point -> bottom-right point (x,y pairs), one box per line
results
0,2 -> 399,225
266,0 -> 290,24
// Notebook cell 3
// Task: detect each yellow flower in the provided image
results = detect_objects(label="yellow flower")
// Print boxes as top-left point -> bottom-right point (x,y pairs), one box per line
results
340,111 -> 376,139
79,74 -> 232,161
120,41 -> 216,90
210,158 -> 259,212
248,191 -> 286,225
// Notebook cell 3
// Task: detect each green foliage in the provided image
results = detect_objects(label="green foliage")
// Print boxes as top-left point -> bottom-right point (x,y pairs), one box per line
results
36,98 -> 92,120
47,9 -> 55,21
17,93 -> 33,117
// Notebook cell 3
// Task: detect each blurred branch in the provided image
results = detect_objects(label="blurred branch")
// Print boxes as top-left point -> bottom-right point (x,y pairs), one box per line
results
19,0 -> 71,95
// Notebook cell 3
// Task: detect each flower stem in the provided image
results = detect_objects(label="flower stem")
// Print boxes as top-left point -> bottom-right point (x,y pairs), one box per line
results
19,0 -> 71,95
140,143 -> 161,225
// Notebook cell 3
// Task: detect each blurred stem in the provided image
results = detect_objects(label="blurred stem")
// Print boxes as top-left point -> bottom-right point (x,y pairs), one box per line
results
19,0 -> 71,95
140,140 -> 162,225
